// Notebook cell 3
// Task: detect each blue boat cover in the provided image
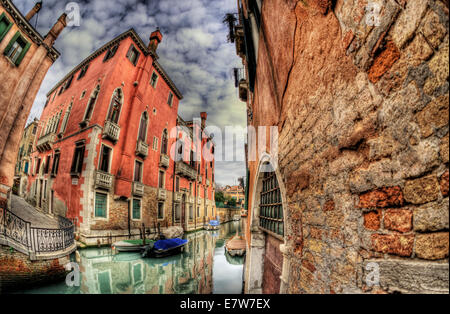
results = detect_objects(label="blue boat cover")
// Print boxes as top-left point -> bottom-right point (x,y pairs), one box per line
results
154,238 -> 188,250
209,220 -> 220,226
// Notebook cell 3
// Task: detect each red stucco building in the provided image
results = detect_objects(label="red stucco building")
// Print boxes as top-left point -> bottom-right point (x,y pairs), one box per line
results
27,29 -> 216,245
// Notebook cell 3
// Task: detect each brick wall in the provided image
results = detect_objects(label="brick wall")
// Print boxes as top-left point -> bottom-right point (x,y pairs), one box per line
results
243,0 -> 449,294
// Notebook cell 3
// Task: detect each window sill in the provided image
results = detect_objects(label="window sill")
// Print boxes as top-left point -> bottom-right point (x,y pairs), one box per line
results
70,172 -> 80,178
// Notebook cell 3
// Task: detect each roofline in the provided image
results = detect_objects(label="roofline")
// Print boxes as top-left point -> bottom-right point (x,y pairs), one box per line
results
1,0 -> 60,61
46,28 -> 183,99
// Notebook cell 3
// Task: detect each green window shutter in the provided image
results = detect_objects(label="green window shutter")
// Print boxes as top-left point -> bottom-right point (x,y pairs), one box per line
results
95,193 -> 107,218
0,13 -> 13,43
132,199 -> 141,219
14,40 -> 30,66
3,31 -> 20,56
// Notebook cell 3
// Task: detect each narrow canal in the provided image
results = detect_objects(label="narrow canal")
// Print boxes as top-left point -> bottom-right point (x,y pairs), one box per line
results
18,220 -> 245,294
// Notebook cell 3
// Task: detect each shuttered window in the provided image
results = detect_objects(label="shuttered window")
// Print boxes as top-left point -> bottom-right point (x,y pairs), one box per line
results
0,13 -> 13,43
95,192 -> 107,218
3,31 -> 31,66
132,198 -> 141,220
126,44 -> 140,66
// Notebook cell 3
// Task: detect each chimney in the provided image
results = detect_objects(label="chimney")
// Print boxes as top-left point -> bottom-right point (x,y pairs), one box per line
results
200,112 -> 207,129
44,13 -> 67,47
25,1 -> 43,21
149,29 -> 163,52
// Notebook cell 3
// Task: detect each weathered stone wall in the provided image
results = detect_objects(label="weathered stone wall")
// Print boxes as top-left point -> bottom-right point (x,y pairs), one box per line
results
245,0 -> 449,294
0,245 -> 69,293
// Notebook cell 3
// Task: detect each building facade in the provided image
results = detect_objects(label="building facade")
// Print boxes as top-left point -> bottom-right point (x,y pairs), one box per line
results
13,118 -> 38,196
27,29 -> 216,245
233,0 -> 449,294
0,0 -> 66,208
223,185 -> 245,208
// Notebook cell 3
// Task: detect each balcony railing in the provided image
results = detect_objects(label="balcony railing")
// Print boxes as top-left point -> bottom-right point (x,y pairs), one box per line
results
175,161 -> 196,180
95,170 -> 114,190
132,181 -> 145,196
158,189 -> 167,200
160,154 -> 170,168
174,192 -> 182,203
36,132 -> 56,152
103,120 -> 120,142
136,140 -> 148,158
238,79 -> 248,102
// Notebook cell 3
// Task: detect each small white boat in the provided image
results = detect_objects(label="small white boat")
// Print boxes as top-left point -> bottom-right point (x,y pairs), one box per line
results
112,239 -> 153,252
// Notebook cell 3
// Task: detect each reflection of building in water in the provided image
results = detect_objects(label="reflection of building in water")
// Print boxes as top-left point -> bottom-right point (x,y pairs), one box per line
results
78,230 -> 216,294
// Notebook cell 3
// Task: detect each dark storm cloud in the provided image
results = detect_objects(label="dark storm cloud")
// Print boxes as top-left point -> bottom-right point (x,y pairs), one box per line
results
16,0 -> 246,185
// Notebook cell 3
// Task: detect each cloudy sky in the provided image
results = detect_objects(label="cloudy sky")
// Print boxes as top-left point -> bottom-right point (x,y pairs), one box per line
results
16,0 -> 246,186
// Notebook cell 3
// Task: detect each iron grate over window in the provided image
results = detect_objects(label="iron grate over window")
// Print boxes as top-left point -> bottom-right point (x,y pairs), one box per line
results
259,171 -> 283,236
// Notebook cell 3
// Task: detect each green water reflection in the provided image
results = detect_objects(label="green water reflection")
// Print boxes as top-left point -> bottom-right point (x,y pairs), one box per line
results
19,221 -> 245,294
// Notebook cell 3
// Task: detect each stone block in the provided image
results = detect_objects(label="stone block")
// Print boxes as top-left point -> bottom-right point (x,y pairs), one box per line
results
423,40 -> 449,95
371,233 -> 414,256
440,134 -> 449,163
415,232 -> 449,260
440,171 -> 449,197
416,94 -> 449,138
413,198 -> 449,232
363,259 -> 449,293
391,0 -> 429,48
418,9 -> 447,49
358,186 -> 404,208
384,209 -> 412,233
403,175 -> 440,204
364,210 -> 381,231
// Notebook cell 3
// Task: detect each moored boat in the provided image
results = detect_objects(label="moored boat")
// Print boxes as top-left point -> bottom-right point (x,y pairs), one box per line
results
204,220 -> 220,230
112,239 -> 154,252
141,238 -> 188,258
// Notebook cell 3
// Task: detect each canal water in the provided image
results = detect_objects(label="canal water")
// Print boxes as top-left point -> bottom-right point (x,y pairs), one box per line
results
18,221 -> 245,294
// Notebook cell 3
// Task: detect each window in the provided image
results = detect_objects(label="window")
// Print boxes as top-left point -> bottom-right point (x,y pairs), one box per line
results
167,92 -> 174,107
134,160 -> 143,182
99,145 -> 112,173
58,85 -> 64,95
103,44 -> 118,62
197,206 -> 200,218
158,170 -> 165,189
0,13 -> 13,43
95,192 -> 107,218
60,101 -> 73,135
126,44 -> 140,66
35,158 -> 41,175
152,136 -> 158,151
83,85 -> 100,123
77,64 -> 89,80
157,202 -> 164,219
4,32 -> 30,66
189,182 -> 193,195
132,198 -> 141,220
52,152 -> 60,176
175,176 -> 180,192
32,125 -> 37,135
44,155 -> 51,174
161,129 -> 168,155
107,89 -> 123,124
70,142 -> 85,175
259,170 -> 284,236
150,71 -> 158,88
189,204 -> 193,220
175,203 -> 181,222
80,90 -> 86,99
138,112 -> 148,142
64,74 -> 74,90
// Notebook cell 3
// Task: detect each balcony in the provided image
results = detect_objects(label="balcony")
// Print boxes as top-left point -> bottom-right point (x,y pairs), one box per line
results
103,120 -> 120,142
174,192 -> 182,203
235,25 -> 245,58
95,171 -> 114,191
136,140 -> 148,158
36,132 -> 56,152
175,161 -> 196,180
160,154 -> 170,168
132,182 -> 145,196
158,189 -> 167,200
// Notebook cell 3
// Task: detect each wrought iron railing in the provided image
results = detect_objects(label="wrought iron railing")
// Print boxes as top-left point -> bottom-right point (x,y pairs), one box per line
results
0,207 -> 75,259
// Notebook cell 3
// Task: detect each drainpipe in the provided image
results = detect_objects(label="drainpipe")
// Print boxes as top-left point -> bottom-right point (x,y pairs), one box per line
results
127,198 -> 131,238
172,119 -> 178,226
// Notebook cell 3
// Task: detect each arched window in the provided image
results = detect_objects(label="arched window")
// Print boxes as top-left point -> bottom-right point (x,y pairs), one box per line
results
161,129 -> 168,155
259,168 -> 283,236
84,85 -> 100,121
138,112 -> 148,142
107,88 -> 123,124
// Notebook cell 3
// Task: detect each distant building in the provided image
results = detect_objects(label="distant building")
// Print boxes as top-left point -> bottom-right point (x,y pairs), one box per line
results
223,185 -> 245,208
13,118 -> 38,196
0,0 -> 66,208
27,29 -> 216,245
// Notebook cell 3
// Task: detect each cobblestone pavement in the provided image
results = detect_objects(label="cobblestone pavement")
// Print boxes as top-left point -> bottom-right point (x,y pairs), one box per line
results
9,195 -> 60,228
